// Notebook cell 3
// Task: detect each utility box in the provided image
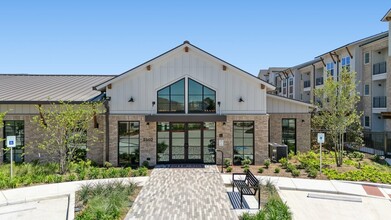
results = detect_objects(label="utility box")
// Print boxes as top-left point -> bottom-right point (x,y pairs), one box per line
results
268,143 -> 288,162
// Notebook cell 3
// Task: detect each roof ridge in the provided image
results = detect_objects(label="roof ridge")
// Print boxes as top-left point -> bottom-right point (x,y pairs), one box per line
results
0,73 -> 115,77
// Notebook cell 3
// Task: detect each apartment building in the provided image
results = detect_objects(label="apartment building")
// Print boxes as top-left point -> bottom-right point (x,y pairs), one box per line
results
259,9 -> 391,156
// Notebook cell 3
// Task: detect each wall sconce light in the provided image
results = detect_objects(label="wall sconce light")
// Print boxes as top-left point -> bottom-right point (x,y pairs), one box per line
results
239,97 -> 244,102
217,101 -> 221,107
302,119 -> 305,123
378,84 -> 382,87
128,97 -> 134,102
378,51 -> 381,54
152,101 -> 156,107
146,122 -> 150,125
223,122 -> 226,125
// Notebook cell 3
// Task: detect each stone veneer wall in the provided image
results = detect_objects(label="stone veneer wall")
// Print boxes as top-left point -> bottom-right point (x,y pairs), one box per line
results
215,114 -> 269,165
269,113 -> 311,153
108,115 -> 156,166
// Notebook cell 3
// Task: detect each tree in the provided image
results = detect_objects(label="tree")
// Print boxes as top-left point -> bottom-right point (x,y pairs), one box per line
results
312,68 -> 362,166
31,101 -> 104,173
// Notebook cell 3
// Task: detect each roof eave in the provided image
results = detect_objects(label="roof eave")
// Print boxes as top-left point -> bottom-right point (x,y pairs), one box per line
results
381,9 -> 391,21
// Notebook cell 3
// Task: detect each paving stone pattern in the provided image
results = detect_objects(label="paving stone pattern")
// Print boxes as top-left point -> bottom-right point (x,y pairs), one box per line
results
126,165 -> 237,220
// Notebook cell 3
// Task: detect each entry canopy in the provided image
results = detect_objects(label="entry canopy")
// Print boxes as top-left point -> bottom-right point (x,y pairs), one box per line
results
145,115 -> 227,122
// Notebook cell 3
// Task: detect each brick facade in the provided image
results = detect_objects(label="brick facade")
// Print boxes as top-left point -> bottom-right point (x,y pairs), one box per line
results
269,113 -> 312,153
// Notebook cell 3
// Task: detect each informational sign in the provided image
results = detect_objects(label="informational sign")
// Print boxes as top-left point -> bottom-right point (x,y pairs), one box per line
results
6,136 -> 16,148
219,140 -> 224,147
317,133 -> 325,144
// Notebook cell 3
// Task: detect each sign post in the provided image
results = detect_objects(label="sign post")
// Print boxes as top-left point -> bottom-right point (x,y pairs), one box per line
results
317,133 -> 325,174
6,136 -> 16,178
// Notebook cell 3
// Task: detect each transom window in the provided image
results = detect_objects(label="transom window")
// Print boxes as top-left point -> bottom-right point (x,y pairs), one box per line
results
157,78 -> 216,114
188,79 -> 216,113
157,79 -> 185,113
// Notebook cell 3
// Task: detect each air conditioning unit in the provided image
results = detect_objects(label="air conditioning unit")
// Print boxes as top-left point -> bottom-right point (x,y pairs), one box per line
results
268,143 -> 288,162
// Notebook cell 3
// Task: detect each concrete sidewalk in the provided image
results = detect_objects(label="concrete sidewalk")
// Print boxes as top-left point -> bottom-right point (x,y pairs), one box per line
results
222,174 -> 391,220
0,176 -> 148,220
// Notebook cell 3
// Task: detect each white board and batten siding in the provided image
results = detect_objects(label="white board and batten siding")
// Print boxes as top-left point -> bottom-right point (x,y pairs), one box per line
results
106,44 -> 268,115
267,94 -> 313,113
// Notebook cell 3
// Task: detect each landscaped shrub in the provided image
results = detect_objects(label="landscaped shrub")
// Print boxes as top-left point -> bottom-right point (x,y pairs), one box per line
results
243,165 -> 250,173
142,160 -> 149,168
274,167 -> 280,173
226,166 -> 232,172
241,158 -> 251,167
264,159 -> 271,169
286,163 -> 296,173
307,168 -> 318,178
291,169 -> 300,177
104,161 -> 113,168
279,157 -> 288,168
224,158 -> 232,168
258,167 -> 264,174
240,196 -> 292,220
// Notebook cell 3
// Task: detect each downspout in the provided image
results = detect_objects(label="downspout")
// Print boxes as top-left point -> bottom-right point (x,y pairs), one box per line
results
104,99 -> 110,162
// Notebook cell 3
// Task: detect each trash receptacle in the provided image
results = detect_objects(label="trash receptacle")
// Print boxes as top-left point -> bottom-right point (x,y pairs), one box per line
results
268,143 -> 288,162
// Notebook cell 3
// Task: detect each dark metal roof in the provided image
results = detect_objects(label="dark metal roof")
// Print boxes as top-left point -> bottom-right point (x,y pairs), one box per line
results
0,74 -> 114,103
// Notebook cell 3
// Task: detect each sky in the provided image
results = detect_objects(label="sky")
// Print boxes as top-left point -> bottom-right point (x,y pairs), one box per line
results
0,1 -> 390,76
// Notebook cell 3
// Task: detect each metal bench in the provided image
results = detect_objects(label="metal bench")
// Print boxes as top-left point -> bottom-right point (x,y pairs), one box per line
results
232,170 -> 260,209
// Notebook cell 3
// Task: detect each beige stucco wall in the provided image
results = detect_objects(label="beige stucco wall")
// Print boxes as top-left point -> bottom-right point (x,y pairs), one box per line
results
269,113 -> 312,153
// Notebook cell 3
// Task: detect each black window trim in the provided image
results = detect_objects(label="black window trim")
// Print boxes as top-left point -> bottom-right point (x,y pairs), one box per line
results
232,120 -> 255,165
281,118 -> 297,154
157,78 -> 186,114
187,78 -> 216,114
117,121 -> 140,167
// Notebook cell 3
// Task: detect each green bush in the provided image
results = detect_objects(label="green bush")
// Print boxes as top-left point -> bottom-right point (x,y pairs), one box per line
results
258,167 -> 264,174
286,163 -> 296,173
279,158 -> 288,168
104,161 -> 113,168
226,166 -> 232,172
274,167 -> 280,173
224,158 -> 232,168
243,165 -> 250,173
141,160 -> 149,168
264,159 -> 271,169
291,169 -> 300,177
241,196 -> 292,220
307,168 -> 318,178
242,158 -> 251,166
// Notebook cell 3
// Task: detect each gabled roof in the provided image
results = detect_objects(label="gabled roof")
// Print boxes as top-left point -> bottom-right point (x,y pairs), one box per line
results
93,41 -> 275,91
0,74 -> 114,103
381,9 -> 391,21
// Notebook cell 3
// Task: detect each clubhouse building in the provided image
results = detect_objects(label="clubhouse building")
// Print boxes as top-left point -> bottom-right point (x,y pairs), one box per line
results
0,41 -> 313,166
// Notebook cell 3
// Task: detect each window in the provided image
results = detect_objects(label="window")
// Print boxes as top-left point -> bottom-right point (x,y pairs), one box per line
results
118,121 -> 140,167
3,120 -> 24,163
341,56 -> 351,71
157,79 -> 185,113
188,79 -> 216,113
364,116 -> 370,127
364,84 -> 370,96
289,94 -> 293,99
326,62 -> 334,76
233,121 -> 254,165
282,119 -> 296,154
283,79 -> 287,87
289,78 -> 293,86
364,52 -> 370,64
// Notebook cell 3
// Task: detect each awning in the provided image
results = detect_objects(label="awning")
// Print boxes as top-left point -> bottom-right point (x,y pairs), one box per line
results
145,114 -> 227,122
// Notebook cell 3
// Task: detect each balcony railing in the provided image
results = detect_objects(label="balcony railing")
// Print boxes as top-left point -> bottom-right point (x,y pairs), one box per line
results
316,77 -> 324,86
373,62 -> 387,75
373,96 -> 387,108
304,80 -> 311,88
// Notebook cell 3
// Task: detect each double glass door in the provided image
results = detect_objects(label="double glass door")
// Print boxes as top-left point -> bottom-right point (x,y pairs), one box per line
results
171,123 -> 202,162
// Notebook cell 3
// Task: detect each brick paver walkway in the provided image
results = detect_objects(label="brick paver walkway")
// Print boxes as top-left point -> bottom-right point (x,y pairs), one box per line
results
126,165 -> 237,220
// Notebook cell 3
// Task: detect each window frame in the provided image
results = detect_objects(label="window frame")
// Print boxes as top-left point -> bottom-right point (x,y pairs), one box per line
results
326,62 -> 334,76
364,84 -> 370,96
341,56 -> 351,71
187,78 -> 216,114
364,116 -> 370,128
118,121 -> 140,167
364,52 -> 370,65
3,120 -> 24,163
157,78 -> 186,114
281,118 -> 296,154
232,121 -> 255,165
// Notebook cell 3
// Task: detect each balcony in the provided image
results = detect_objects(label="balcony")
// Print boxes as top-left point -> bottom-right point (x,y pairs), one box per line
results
316,77 -> 324,86
373,96 -> 387,108
304,80 -> 311,88
373,62 -> 387,75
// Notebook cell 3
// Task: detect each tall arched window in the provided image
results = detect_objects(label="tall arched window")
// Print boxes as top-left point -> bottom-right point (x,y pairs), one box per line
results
188,79 -> 216,113
157,78 -> 185,113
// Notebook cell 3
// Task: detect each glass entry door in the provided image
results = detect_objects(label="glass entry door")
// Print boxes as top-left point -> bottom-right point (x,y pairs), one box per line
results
170,122 -> 203,163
